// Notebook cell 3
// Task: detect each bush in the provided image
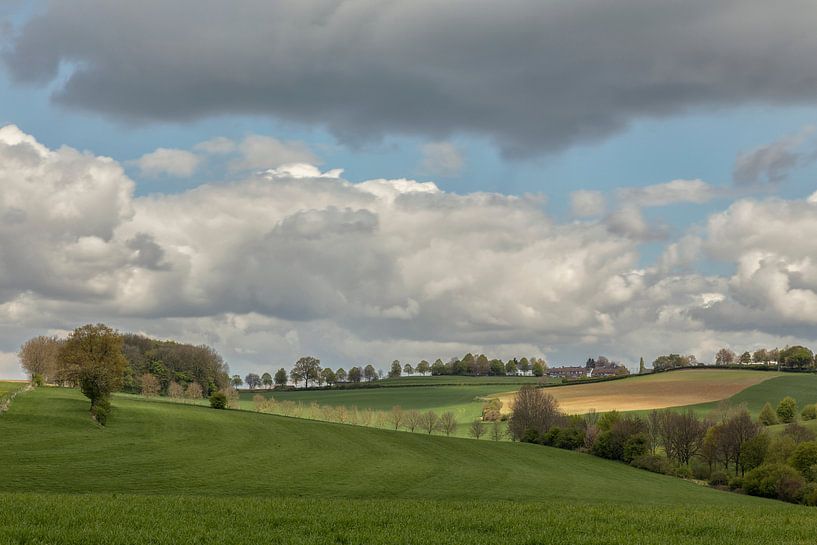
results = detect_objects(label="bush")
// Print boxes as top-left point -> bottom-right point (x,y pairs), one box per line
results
554,427 -> 585,450
630,454 -> 672,475
691,461 -> 711,480
32,373 -> 44,387
777,397 -> 798,424
90,398 -> 112,426
758,402 -> 778,425
622,433 -> 649,463
743,463 -> 805,503
521,428 -> 539,444
591,431 -> 617,460
803,482 -> 817,506
801,404 -> 817,421
673,465 -> 693,479
728,475 -> 744,491
782,422 -> 816,444
209,391 -> 228,409
709,470 -> 729,486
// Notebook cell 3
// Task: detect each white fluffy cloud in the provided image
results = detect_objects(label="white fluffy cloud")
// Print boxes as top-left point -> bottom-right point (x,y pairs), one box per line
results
570,190 -> 605,217
134,147 -> 201,178
3,125 -> 817,378
617,179 -> 718,207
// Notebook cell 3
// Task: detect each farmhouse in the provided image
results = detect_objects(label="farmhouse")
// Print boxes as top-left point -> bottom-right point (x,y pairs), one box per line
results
546,366 -> 588,379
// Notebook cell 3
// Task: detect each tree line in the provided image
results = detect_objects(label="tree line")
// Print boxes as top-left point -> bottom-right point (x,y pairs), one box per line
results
509,385 -> 817,506
653,345 -> 816,371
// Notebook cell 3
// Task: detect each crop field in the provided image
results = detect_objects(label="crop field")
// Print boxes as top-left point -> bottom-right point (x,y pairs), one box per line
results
1,386 -> 816,544
491,369 -> 782,414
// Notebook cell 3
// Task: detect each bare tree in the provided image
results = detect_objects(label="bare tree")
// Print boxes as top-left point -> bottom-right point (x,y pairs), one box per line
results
18,335 -> 62,383
469,419 -> 485,439
491,420 -> 506,441
141,373 -> 161,396
439,411 -> 457,436
420,410 -> 439,434
184,382 -> 203,402
660,410 -> 707,465
168,381 -> 184,400
508,385 -> 563,440
389,405 -> 404,430
404,410 -> 421,432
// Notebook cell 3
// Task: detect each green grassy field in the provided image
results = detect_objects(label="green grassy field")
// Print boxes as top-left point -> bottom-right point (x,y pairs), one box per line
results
378,375 -> 545,386
1,386 -> 817,544
0,381 -> 26,398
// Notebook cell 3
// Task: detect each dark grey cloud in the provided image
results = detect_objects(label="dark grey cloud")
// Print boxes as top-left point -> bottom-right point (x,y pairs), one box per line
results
4,0 -> 817,155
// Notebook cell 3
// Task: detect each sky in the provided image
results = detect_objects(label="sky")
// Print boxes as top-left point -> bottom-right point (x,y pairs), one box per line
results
2,0 -> 817,378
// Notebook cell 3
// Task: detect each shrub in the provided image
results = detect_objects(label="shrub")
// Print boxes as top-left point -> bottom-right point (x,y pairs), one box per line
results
622,433 -> 649,463
728,475 -> 744,491
521,428 -> 539,444
790,441 -> 817,477
673,465 -> 693,479
801,404 -> 817,421
777,397 -> 798,424
591,430 -> 617,459
691,460 -> 711,480
758,402 -> 778,425
803,482 -> 817,506
554,427 -> 585,450
743,463 -> 805,503
740,433 -> 769,473
90,397 -> 112,426
765,435 -> 798,464
32,373 -> 44,387
209,391 -> 228,409
709,470 -> 729,486
630,455 -> 672,475
782,422 -> 816,444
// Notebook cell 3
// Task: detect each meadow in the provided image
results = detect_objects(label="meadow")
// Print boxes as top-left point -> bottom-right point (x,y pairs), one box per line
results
0,381 -> 25,398
2,386 -> 817,544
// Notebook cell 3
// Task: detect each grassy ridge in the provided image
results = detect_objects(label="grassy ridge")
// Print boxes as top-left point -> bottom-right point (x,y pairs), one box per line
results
2,387 -> 816,544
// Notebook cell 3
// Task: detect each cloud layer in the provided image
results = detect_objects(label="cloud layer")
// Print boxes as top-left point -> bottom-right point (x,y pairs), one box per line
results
2,125 -> 817,378
5,1 -> 817,154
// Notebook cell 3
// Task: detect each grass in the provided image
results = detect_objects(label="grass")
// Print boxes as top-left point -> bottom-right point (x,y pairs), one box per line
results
378,374 -> 545,386
0,381 -> 26,398
1,386 -> 816,544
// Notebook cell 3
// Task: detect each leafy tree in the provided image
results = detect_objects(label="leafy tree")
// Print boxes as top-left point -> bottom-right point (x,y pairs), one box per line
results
18,335 -> 61,383
335,367 -> 347,382
739,433 -> 769,474
469,419 -> 485,439
489,359 -> 506,376
274,368 -> 288,388
244,373 -> 262,389
231,375 -> 243,388
209,390 -> 228,409
638,357 -> 645,374
718,408 -> 762,475
753,348 -> 770,364
790,441 -> 817,476
652,354 -> 689,370
780,346 -> 815,370
777,397 -> 798,424
416,360 -> 430,376
431,359 -> 446,375
439,411 -> 457,436
715,348 -> 736,366
291,356 -> 321,388
505,359 -> 518,375
518,357 -> 531,375
261,372 -> 273,389
476,354 -> 491,375
403,363 -> 414,376
532,360 -> 545,377
461,353 -> 476,375
321,367 -> 336,386
348,366 -> 362,383
389,360 -> 402,378
141,373 -> 161,396
58,324 -> 127,425
739,351 -> 752,364
743,464 -> 805,502
759,402 -> 778,425
802,404 -> 817,421
363,364 -> 377,382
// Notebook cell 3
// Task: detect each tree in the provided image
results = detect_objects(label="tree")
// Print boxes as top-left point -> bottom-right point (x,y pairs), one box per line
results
185,382 -> 203,401
321,367 -> 336,386
403,363 -> 414,376
244,373 -> 261,389
363,364 -> 377,382
420,410 -> 439,434
389,360 -> 402,378
58,324 -> 127,425
638,357 -> 645,374
231,375 -> 243,388
141,373 -> 160,396
469,419 -> 485,439
416,360 -> 430,376
719,408 -> 762,475
261,372 -> 273,389
439,411 -> 457,436
652,354 -> 689,371
518,357 -> 531,375
739,351 -> 752,364
168,381 -> 184,399
404,410 -> 421,432
335,367 -> 347,383
777,397 -> 798,424
431,359 -> 446,375
489,359 -> 506,376
348,366 -> 362,383
660,410 -> 707,465
490,420 -> 505,441
18,335 -> 61,383
476,354 -> 491,375
780,346 -> 815,370
291,356 -> 321,388
209,390 -> 228,409
508,385 -> 563,440
715,348 -> 736,366
274,368 -> 288,388
532,360 -> 545,377
753,348 -> 770,365
505,359 -> 518,375
759,402 -> 778,425
389,405 -> 404,430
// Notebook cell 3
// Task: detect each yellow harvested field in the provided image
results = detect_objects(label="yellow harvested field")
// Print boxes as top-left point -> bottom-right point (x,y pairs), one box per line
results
493,369 -> 782,414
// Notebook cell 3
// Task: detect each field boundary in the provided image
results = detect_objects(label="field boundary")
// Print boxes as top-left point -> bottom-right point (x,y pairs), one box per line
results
0,383 -> 31,414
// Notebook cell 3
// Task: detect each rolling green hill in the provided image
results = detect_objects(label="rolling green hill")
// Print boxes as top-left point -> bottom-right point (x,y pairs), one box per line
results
1,386 -> 817,544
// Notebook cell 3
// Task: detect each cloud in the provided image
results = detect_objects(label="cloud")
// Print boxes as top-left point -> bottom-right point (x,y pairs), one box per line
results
134,147 -> 200,178
570,190 -> 605,217
4,125 -> 817,377
229,135 -> 318,172
6,1 -> 817,155
733,127 -> 816,185
419,141 -> 463,177
616,179 -> 718,207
